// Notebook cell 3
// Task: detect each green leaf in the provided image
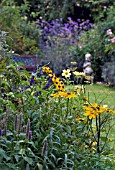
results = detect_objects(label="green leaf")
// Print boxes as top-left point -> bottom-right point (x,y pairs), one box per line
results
14,155 -> 20,162
17,62 -> 24,66
0,148 -> 10,161
0,164 -> 10,170
8,101 -> 16,111
26,163 -> 30,170
27,147 -> 35,157
101,136 -> 107,142
37,163 -> 43,170
65,125 -> 71,134
23,156 -> 33,165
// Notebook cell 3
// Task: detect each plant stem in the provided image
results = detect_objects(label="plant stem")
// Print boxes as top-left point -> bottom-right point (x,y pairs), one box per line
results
97,114 -> 101,153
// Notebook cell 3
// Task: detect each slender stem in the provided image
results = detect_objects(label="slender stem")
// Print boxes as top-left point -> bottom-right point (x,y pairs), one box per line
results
65,98 -> 69,118
97,114 -> 101,153
89,119 -> 97,142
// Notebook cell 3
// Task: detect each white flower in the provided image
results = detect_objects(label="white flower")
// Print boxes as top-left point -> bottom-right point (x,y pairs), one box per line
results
85,53 -> 91,58
103,105 -> 108,108
106,29 -> 112,35
62,69 -> 71,78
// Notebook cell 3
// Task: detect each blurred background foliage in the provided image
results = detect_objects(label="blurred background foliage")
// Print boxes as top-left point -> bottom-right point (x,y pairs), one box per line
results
0,0 -> 115,84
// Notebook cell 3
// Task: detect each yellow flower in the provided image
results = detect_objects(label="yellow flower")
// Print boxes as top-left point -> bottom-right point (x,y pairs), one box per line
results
70,61 -> 77,65
83,103 -> 99,119
83,96 -> 88,101
92,141 -> 97,146
74,85 -> 85,94
65,92 -> 77,99
62,69 -> 71,78
51,91 -> 66,98
55,83 -> 64,91
73,71 -> 85,77
84,111 -> 97,119
51,93 -> 60,98
42,66 -> 53,74
58,91 -> 68,97
54,77 -> 61,85
51,91 -> 76,99
52,75 -> 65,91
85,76 -> 91,80
76,117 -> 86,122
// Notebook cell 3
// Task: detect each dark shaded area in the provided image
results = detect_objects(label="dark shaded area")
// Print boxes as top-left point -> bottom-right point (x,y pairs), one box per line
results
68,6 -> 94,22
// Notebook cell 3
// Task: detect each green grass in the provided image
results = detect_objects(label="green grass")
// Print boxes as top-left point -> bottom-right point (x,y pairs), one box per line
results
85,84 -> 115,109
85,84 -> 115,150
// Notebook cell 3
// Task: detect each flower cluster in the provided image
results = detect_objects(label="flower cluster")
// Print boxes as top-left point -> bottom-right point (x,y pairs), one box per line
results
106,29 -> 115,43
52,74 -> 64,91
37,18 -> 93,74
42,66 -> 53,74
83,103 -> 115,119
42,66 -> 64,91
51,91 -> 77,99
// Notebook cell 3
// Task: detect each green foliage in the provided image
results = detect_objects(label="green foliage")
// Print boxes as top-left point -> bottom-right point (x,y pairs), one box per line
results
13,0 -> 114,21
0,0 -> 40,54
0,54 -> 115,169
0,3 -> 115,169
73,5 -> 115,83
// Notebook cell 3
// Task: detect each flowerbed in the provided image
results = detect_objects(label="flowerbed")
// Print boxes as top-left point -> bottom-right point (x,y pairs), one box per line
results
0,57 -> 115,170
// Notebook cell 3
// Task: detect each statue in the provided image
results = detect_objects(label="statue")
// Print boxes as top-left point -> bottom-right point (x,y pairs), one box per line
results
83,53 -> 94,84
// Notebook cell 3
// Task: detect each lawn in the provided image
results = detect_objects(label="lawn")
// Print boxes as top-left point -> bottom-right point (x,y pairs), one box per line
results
85,84 -> 115,150
85,84 -> 115,109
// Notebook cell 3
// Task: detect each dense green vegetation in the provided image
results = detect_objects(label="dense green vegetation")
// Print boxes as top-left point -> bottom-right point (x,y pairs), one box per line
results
0,0 -> 115,169
0,56 -> 115,169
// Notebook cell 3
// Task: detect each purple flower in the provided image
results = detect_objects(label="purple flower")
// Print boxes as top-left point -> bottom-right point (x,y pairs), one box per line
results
68,17 -> 72,21
77,19 -> 81,22
60,18 -> 63,22
0,128 -> 2,136
43,77 -> 52,90
24,85 -> 30,90
29,130 -> 32,140
35,91 -> 42,96
80,22 -> 85,27
30,76 -> 35,85
33,67 -> 37,73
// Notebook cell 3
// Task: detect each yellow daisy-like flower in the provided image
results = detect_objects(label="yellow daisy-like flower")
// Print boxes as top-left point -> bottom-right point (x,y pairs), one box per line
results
52,74 -> 65,91
73,71 -> 85,77
62,69 -> 71,78
51,93 -> 60,98
42,66 -> 53,74
51,91 -> 77,99
85,75 -> 91,80
55,83 -> 64,91
70,61 -> 77,65
65,92 -> 77,99
83,103 -> 99,119
84,111 -> 97,119
76,117 -> 86,122
51,91 -> 66,98
54,77 -> 61,85
83,102 -> 115,119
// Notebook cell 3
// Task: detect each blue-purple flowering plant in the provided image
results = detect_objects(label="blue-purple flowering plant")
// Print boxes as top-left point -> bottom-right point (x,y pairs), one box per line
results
37,17 -> 93,75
